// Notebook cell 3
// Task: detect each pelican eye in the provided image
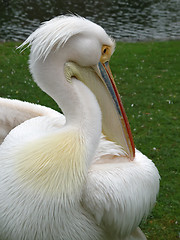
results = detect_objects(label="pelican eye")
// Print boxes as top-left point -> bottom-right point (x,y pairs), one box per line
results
100,45 -> 111,63
103,48 -> 107,54
102,46 -> 108,55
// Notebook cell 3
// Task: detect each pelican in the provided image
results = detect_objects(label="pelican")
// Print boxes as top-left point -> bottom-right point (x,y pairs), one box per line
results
0,15 -> 160,240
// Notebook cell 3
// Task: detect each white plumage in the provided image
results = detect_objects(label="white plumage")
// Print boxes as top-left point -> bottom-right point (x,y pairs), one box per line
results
0,15 -> 160,240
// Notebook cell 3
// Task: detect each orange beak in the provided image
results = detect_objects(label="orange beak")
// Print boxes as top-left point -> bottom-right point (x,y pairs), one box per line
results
98,61 -> 135,160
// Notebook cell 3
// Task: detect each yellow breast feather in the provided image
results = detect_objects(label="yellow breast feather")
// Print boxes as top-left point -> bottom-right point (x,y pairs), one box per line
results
16,129 -> 86,196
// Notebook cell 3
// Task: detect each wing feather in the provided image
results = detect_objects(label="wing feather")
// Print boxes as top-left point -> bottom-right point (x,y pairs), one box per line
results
0,98 -> 65,144
83,149 -> 160,239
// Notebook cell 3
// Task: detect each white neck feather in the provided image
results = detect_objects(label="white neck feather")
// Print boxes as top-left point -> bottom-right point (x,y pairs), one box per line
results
30,50 -> 102,165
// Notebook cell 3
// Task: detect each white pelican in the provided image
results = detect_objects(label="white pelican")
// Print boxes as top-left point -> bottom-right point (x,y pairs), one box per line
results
0,15 -> 160,240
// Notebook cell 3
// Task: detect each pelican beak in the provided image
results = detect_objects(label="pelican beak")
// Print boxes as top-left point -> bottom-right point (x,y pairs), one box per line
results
96,60 -> 135,160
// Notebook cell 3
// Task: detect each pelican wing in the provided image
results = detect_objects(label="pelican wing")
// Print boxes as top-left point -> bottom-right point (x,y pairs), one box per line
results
0,98 -> 65,144
83,149 -> 160,239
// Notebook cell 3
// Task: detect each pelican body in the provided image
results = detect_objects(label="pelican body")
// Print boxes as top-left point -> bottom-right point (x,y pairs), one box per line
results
0,16 -> 160,240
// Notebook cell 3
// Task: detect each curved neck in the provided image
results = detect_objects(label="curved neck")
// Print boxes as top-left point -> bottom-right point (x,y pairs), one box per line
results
30,52 -> 102,164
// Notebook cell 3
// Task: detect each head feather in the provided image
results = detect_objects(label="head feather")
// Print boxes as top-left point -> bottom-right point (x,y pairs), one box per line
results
19,15 -> 96,61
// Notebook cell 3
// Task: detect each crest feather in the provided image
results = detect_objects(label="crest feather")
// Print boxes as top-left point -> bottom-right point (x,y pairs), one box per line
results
19,15 -> 92,61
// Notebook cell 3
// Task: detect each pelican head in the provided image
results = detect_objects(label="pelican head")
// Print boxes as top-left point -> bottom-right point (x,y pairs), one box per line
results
21,15 -> 135,159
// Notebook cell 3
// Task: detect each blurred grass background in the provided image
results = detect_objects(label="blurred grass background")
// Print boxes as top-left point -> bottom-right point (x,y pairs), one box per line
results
0,41 -> 180,239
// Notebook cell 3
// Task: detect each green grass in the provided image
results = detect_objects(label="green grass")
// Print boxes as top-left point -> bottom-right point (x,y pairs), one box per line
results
0,41 -> 180,239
